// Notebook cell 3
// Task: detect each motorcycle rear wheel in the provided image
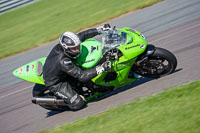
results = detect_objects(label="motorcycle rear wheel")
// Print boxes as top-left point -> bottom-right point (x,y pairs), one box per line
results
135,47 -> 177,78
32,84 -> 69,111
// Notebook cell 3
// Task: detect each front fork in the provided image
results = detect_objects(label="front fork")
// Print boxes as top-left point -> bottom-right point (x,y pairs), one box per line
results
131,44 -> 156,74
136,44 -> 156,65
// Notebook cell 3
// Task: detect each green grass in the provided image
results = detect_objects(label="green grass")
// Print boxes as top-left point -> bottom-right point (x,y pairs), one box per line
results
39,80 -> 200,133
0,0 -> 163,59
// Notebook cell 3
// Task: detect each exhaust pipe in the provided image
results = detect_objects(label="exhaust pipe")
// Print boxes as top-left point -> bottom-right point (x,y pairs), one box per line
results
32,97 -> 67,106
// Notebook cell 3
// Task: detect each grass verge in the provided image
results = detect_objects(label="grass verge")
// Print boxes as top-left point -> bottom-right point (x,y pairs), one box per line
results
40,80 -> 200,133
0,0 -> 163,59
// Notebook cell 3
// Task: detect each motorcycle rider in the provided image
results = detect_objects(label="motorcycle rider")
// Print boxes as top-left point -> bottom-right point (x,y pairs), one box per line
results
42,24 -> 112,111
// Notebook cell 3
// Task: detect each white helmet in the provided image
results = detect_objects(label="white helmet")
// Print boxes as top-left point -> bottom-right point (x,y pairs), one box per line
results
59,32 -> 81,59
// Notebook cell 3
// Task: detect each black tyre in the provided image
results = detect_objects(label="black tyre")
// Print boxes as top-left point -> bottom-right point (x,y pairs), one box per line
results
32,84 -> 47,97
135,47 -> 177,78
32,84 -> 69,111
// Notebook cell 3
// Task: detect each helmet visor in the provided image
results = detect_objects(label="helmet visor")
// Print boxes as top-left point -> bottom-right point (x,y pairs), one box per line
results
68,45 -> 80,53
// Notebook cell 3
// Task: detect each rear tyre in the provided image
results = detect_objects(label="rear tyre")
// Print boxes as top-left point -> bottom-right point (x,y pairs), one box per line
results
135,47 -> 177,78
32,84 -> 69,111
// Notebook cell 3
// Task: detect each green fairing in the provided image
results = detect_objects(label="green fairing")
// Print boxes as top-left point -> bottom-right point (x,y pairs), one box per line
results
92,27 -> 147,88
118,27 -> 147,60
13,57 -> 46,85
75,38 -> 102,69
13,27 -> 147,100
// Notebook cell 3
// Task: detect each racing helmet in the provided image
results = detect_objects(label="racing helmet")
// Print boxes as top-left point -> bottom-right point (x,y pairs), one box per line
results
59,31 -> 81,59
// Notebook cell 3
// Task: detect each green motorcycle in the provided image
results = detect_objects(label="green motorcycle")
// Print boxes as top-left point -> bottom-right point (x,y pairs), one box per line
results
13,26 -> 177,111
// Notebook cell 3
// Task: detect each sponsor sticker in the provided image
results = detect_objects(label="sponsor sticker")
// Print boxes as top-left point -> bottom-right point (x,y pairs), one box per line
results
55,92 -> 68,99
18,68 -> 22,74
125,44 -> 140,50
118,63 -> 130,67
26,65 -> 30,73
91,46 -> 96,53
63,60 -> 72,65
70,94 -> 78,103
85,59 -> 95,63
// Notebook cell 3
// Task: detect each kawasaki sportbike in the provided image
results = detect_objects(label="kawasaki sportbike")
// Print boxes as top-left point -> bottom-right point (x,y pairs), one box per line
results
13,26 -> 177,111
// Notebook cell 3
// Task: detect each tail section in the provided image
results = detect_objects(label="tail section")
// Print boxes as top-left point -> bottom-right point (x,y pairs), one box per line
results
13,57 -> 46,85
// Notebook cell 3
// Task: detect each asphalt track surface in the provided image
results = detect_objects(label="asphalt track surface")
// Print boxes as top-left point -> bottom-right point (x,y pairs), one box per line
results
0,0 -> 200,132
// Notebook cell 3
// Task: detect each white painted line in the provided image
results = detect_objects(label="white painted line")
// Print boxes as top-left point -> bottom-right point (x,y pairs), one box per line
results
149,23 -> 200,43
0,0 -> 24,8
0,85 -> 34,99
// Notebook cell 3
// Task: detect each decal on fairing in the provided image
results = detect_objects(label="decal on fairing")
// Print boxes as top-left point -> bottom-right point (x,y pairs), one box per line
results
31,65 -> 34,69
18,68 -> 22,74
91,46 -> 96,53
118,63 -> 130,67
125,44 -> 140,50
26,65 -> 30,73
85,59 -> 95,63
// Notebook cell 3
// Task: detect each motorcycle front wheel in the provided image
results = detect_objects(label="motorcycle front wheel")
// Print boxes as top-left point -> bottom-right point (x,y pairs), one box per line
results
135,47 -> 177,78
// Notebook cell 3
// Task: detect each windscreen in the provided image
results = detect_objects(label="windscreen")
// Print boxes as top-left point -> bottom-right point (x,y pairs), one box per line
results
102,30 -> 128,55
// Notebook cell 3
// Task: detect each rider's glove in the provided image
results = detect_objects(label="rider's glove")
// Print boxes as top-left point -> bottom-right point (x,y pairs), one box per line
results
96,61 -> 111,75
97,24 -> 112,33
102,61 -> 111,71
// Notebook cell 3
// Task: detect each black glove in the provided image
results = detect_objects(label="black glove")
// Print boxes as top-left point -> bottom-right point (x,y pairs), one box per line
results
96,61 -> 111,75
103,24 -> 111,31
97,24 -> 112,33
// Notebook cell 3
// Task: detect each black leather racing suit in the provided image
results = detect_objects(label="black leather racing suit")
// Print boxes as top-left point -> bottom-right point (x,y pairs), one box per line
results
43,28 -> 100,110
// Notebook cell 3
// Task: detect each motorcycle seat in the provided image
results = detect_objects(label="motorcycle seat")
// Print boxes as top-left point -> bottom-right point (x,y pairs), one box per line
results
36,61 -> 43,76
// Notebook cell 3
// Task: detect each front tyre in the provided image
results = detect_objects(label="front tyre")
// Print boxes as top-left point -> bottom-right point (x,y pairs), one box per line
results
135,47 -> 177,78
